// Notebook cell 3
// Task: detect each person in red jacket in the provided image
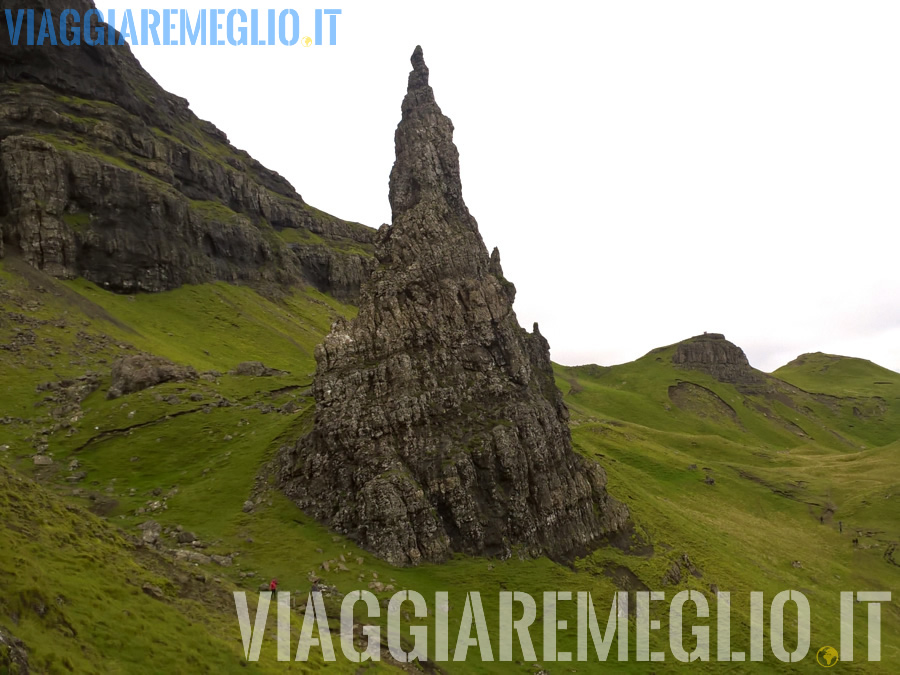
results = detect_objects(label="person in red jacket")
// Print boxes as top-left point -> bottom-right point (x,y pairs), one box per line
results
269,578 -> 277,600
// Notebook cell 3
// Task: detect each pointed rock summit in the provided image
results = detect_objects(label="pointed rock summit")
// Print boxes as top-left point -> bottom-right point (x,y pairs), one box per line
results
280,47 -> 628,565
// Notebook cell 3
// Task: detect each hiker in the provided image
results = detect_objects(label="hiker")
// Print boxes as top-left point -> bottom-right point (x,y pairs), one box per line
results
269,578 -> 277,600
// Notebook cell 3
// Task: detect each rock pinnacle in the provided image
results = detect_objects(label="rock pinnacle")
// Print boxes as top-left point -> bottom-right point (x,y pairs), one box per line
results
280,47 -> 628,565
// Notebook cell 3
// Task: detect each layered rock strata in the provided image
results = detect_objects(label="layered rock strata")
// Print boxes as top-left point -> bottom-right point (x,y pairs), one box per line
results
0,0 -> 374,298
281,47 -> 628,565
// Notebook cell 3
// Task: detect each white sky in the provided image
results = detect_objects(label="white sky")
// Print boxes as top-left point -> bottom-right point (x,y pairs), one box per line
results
94,1 -> 900,373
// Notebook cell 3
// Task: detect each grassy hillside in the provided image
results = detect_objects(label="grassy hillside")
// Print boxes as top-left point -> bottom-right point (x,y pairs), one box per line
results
557,356 -> 900,672
775,352 -> 900,398
1,260 -> 898,672
0,462 -> 354,674
773,352 -> 900,449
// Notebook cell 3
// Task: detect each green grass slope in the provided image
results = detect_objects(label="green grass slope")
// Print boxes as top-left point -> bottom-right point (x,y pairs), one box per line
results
775,353 -> 900,398
0,462 -> 341,674
0,260 -> 368,673
555,349 -> 900,670
773,352 -> 900,448
2,260 -> 899,672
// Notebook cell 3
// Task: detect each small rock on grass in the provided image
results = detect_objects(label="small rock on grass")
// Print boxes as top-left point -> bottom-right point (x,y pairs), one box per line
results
142,583 -> 164,600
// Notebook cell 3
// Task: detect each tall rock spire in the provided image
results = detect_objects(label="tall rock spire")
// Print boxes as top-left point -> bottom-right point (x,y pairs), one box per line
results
281,47 -> 628,565
389,45 -> 468,223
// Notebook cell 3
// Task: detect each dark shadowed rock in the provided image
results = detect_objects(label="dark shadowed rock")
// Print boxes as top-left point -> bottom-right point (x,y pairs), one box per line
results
138,519 -> 161,546
230,361 -> 286,377
280,47 -> 628,566
662,553 -> 701,586
141,583 -> 164,601
175,549 -> 211,565
108,353 -> 196,399
176,531 -> 197,544
662,561 -> 682,586
0,626 -> 29,673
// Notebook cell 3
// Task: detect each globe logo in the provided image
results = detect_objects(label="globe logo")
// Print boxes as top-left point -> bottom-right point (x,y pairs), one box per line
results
816,645 -> 839,667
301,36 -> 313,47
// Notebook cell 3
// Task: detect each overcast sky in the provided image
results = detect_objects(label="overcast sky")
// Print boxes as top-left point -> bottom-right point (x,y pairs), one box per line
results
95,0 -> 900,373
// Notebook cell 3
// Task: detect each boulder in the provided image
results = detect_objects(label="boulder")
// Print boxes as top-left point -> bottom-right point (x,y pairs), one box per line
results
141,583 -> 165,601
138,520 -> 161,545
107,353 -> 196,399
175,550 -> 211,565
230,361 -> 286,377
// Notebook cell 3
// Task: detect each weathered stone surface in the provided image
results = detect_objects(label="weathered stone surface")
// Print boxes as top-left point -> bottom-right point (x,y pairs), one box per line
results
280,47 -> 628,566
141,583 -> 165,601
108,353 -> 196,399
176,531 -> 197,544
138,520 -> 161,546
0,0 -> 374,299
672,333 -> 762,386
287,243 -> 377,302
175,549 -> 211,565
230,361 -> 285,377
661,553 -> 702,586
0,626 -> 30,673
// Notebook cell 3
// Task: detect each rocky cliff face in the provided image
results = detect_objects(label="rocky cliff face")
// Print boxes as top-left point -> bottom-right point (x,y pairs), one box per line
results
0,625 -> 29,673
672,333 -> 763,386
0,0 -> 374,298
280,47 -> 628,566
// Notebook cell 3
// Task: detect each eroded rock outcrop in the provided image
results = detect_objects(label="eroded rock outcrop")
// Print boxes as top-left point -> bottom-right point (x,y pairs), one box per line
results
108,353 -> 196,399
0,0 -> 374,298
0,626 -> 29,673
280,47 -> 628,566
672,333 -> 762,386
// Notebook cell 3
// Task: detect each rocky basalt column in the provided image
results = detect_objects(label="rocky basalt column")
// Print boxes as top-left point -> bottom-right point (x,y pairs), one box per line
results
281,47 -> 628,565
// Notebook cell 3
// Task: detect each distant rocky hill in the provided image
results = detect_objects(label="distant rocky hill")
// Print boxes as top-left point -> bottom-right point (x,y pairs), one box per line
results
567,331 -> 900,454
0,0 -> 374,299
280,47 -> 629,566
671,332 -> 763,386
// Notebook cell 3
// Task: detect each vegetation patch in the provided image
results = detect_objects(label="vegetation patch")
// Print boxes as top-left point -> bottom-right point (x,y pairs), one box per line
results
1,261 -> 898,671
